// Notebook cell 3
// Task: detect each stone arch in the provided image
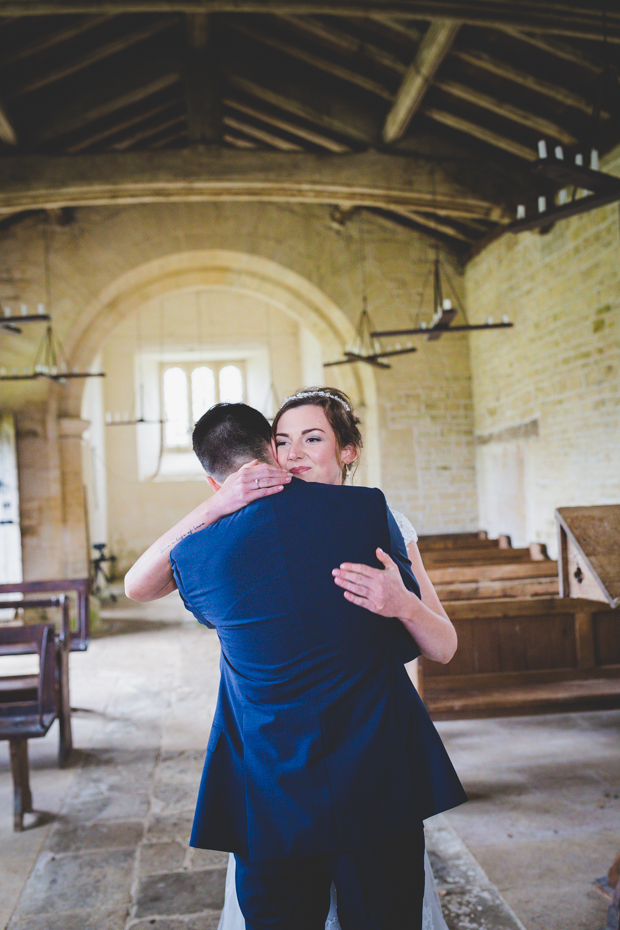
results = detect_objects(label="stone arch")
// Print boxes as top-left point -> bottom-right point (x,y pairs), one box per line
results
64,249 -> 381,485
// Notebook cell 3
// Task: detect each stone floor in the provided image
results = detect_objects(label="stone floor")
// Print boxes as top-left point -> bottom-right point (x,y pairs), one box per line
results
0,594 -> 617,930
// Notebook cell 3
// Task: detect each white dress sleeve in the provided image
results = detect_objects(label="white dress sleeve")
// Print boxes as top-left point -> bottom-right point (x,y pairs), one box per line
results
390,509 -> 418,547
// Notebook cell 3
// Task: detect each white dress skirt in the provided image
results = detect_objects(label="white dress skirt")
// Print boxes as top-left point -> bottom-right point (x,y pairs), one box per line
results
216,511 -> 448,930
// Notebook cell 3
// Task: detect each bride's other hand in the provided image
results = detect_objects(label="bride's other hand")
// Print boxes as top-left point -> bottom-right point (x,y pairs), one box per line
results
332,548 -> 410,618
215,460 -> 291,516
332,547 -> 457,664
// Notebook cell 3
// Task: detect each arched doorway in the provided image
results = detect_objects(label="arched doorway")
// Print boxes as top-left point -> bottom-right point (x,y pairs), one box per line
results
71,250 -> 380,572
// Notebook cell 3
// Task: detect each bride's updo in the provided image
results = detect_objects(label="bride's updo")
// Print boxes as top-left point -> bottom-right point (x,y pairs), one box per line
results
273,387 -> 363,482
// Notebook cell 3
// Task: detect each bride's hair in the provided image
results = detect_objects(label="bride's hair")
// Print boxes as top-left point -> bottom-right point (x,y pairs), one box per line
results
272,387 -> 363,482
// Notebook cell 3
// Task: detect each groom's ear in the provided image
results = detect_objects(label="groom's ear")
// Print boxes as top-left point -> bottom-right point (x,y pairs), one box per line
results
206,475 -> 221,493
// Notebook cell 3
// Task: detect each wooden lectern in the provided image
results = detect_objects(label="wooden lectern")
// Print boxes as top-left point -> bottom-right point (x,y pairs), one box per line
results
556,505 -> 620,609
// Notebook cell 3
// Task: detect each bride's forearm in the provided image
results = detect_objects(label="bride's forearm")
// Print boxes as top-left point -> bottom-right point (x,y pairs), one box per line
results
125,460 -> 290,602
397,596 -> 457,665
124,495 -> 227,602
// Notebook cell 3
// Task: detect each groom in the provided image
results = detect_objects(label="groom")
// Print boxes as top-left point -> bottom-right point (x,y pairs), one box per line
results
169,402 -> 466,930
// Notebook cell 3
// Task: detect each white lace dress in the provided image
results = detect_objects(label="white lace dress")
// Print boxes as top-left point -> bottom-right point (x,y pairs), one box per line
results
216,511 -> 448,930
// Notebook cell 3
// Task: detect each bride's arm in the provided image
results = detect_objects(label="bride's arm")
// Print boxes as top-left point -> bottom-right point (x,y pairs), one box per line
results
125,460 -> 290,602
332,543 -> 457,665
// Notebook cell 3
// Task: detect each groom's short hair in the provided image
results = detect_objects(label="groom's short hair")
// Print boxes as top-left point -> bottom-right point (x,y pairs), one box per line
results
192,403 -> 273,482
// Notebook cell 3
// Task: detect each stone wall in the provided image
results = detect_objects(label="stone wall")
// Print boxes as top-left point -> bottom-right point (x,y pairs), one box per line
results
465,146 -> 620,552
0,202 -> 478,578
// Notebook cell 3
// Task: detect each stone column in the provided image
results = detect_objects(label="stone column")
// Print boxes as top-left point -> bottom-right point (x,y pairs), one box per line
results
58,417 -> 90,579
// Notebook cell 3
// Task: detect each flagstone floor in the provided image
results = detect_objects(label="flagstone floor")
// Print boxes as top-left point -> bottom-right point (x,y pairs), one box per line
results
0,593 -> 617,930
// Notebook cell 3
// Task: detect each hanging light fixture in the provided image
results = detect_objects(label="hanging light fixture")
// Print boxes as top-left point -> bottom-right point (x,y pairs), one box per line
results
509,8 -> 620,234
371,252 -> 513,342
0,220 -> 104,382
325,215 -> 417,370
1,303 -> 50,333
0,324 -> 105,382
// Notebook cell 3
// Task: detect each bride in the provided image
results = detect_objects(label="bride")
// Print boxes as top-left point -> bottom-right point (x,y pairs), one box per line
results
217,387 -> 449,930
125,387 -> 454,930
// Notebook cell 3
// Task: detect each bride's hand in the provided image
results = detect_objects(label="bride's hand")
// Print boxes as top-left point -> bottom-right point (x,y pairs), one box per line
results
215,460 -> 291,516
332,548 -> 410,618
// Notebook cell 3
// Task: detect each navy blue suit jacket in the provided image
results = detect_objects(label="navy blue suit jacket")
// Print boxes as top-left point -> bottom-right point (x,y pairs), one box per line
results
171,478 -> 466,862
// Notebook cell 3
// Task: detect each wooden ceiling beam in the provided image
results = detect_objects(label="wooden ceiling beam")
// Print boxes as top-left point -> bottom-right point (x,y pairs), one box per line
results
497,29 -> 604,73
224,97 -> 350,152
222,114 -> 304,150
223,132 -> 258,149
2,15 -> 111,66
454,49 -> 610,115
369,15 -> 422,45
225,74 -> 374,145
0,4 -> 619,41
386,205 -> 472,241
435,79 -> 577,146
149,127 -> 187,147
110,112 -> 185,149
65,95 -> 183,151
9,19 -> 174,97
30,43 -> 181,143
0,95 -> 17,144
184,12 -> 222,142
0,149 -> 510,221
228,21 -> 394,99
383,20 -> 459,144
275,15 -> 406,76
424,107 -> 538,161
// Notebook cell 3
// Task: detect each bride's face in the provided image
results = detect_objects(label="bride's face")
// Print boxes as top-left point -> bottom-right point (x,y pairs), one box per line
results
274,404 -> 355,486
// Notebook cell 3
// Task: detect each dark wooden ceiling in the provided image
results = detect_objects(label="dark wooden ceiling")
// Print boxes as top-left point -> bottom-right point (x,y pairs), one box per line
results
0,3 -> 619,253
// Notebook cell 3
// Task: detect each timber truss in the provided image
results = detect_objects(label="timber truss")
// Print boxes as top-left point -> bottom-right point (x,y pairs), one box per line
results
0,1 -> 619,253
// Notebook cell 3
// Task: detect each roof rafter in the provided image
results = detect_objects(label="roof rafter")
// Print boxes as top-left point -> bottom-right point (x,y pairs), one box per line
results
0,94 -> 17,144
224,97 -> 350,152
0,4 -> 618,41
435,79 -> 577,146
275,15 -> 406,76
383,20 -> 459,143
1,14 -> 111,66
227,20 -> 394,100
222,114 -> 304,150
224,75 -> 374,145
454,48 -> 610,115
425,107 -> 538,161
9,18 -> 174,97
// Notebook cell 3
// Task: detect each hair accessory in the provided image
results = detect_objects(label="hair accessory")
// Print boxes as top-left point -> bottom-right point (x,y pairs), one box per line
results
279,390 -> 351,412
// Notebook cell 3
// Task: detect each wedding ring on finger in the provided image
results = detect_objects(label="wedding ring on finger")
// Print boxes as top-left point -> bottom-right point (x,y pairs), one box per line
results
254,478 -> 260,489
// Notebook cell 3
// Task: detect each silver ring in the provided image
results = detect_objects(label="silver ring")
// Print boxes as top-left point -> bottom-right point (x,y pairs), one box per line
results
254,478 -> 260,489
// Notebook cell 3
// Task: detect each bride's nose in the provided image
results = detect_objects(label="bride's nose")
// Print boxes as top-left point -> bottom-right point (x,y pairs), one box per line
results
288,442 -> 302,460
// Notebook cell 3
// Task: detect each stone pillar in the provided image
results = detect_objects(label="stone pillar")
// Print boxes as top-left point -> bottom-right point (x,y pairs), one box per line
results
58,417 -> 90,579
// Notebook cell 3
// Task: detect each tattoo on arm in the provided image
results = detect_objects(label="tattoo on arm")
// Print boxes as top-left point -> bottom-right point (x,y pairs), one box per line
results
159,521 -> 206,555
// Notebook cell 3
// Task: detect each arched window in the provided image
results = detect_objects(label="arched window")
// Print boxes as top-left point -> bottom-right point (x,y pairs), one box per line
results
161,361 -> 245,451
191,366 -> 216,423
219,365 -> 243,404
163,367 -> 189,448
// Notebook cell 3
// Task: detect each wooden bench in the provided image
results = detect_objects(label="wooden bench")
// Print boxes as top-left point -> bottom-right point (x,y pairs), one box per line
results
0,578 -> 90,651
428,561 -> 559,601
412,527 -> 619,718
0,608 -> 71,830
422,596 -> 620,719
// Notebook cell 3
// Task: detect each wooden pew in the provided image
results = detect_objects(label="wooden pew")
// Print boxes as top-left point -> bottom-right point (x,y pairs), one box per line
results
0,599 -> 73,830
423,596 -> 620,718
0,578 -> 90,651
414,527 -> 619,719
